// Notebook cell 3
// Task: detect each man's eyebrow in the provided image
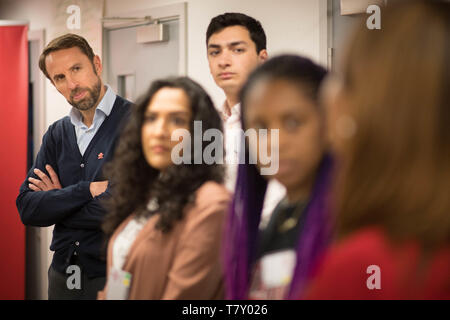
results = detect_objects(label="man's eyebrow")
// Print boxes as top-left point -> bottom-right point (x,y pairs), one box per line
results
70,63 -> 81,68
207,44 -> 221,49
52,63 -> 81,81
228,41 -> 247,47
207,41 -> 248,49
52,73 -> 64,81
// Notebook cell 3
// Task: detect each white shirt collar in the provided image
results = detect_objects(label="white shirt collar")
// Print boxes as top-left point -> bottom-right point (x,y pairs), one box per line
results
96,84 -> 116,116
70,84 -> 116,128
220,100 -> 241,122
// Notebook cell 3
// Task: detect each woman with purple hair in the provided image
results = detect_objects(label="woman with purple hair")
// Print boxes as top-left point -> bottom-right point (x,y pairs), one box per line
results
224,55 -> 333,299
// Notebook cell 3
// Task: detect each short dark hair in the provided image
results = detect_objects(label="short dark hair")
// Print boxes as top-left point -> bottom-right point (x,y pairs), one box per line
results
206,12 -> 267,53
39,33 -> 95,81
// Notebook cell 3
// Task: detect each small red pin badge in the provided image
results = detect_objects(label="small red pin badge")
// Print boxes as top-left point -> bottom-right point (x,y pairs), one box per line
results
98,152 -> 104,160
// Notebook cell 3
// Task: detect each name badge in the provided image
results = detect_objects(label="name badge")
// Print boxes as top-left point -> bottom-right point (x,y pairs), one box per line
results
260,250 -> 297,287
106,267 -> 132,300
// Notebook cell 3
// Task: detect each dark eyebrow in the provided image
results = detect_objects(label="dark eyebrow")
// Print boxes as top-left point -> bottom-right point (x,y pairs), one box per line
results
53,73 -> 64,81
207,41 -> 247,49
52,63 -> 81,81
228,41 -> 247,47
280,110 -> 306,121
207,44 -> 221,49
145,111 -> 190,117
168,111 -> 190,117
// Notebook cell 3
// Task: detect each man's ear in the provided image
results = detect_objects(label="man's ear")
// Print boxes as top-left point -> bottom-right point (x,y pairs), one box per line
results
93,55 -> 102,75
258,49 -> 268,63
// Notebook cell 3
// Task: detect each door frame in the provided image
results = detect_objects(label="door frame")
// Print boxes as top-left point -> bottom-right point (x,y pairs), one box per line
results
28,28 -> 51,300
28,29 -> 46,160
102,2 -> 187,83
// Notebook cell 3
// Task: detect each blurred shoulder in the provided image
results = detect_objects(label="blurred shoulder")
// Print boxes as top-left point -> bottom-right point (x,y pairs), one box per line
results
194,181 -> 231,208
316,227 -> 397,275
181,181 -> 230,234
332,227 -> 391,259
305,227 -> 396,299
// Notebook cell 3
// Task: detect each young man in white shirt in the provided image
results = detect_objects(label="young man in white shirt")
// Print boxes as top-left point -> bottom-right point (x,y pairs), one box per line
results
206,13 -> 285,223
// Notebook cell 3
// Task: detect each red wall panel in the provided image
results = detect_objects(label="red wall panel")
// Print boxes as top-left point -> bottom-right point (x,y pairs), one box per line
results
0,24 -> 28,300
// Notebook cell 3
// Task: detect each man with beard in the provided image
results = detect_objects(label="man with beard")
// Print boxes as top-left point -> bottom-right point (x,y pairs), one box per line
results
16,34 -> 131,299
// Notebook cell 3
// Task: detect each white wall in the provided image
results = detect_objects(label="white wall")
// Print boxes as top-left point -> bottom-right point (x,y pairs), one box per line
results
106,0 -> 328,107
0,0 -> 52,31
1,0 -> 328,122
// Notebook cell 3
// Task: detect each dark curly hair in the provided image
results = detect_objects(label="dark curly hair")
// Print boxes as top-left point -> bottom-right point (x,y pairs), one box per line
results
102,77 -> 225,236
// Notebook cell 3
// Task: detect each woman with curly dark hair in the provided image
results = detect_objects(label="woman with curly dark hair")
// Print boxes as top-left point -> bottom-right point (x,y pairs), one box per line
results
97,77 -> 230,299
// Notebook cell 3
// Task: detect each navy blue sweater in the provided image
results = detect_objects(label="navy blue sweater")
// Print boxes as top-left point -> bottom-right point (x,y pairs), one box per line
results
16,95 -> 131,278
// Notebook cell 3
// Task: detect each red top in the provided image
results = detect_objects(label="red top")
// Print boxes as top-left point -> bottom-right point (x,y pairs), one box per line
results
304,227 -> 450,299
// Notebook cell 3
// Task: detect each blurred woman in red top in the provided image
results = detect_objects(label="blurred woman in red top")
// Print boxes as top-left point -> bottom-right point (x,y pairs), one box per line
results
305,0 -> 450,299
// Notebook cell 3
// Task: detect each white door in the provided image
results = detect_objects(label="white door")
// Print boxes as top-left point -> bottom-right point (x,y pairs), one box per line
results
103,3 -> 187,102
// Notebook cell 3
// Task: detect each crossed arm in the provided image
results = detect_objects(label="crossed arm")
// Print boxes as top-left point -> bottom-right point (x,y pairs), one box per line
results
28,164 -> 107,198
16,128 -> 111,229
17,163 -> 110,229
29,165 -> 109,230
